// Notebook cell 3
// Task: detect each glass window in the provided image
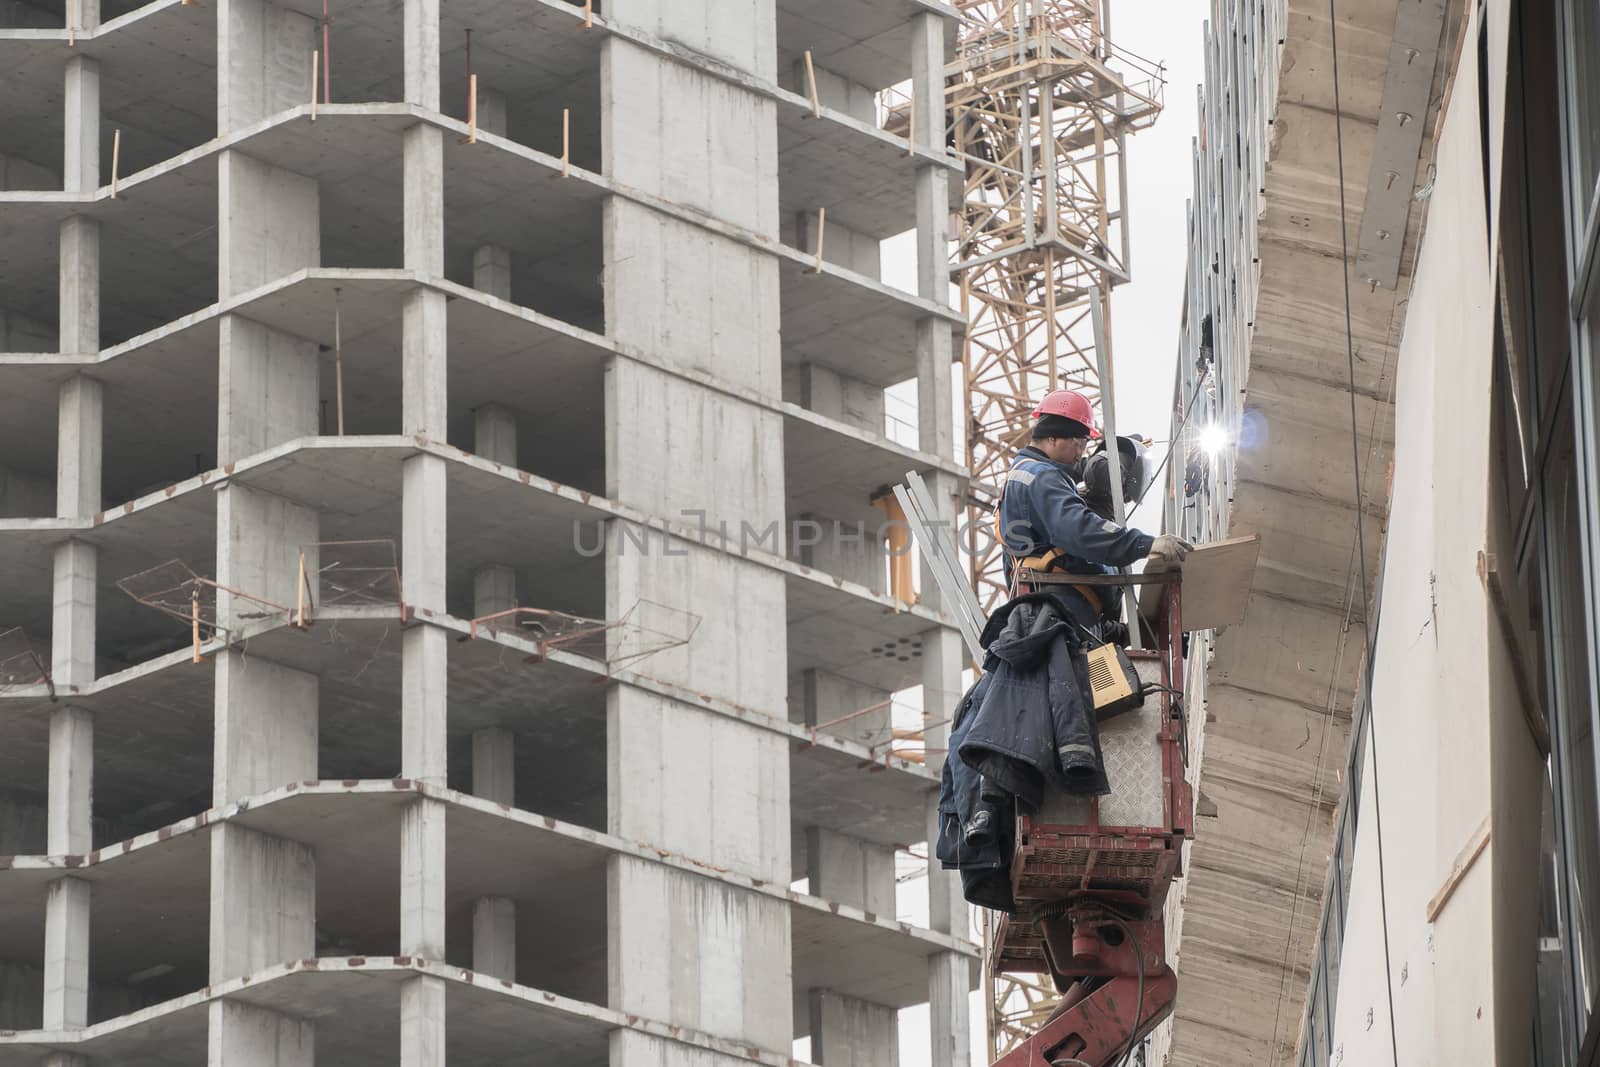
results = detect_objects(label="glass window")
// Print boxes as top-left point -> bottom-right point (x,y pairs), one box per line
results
1543,424 -> 1600,1045
1561,0 -> 1600,226
1538,774 -> 1576,1066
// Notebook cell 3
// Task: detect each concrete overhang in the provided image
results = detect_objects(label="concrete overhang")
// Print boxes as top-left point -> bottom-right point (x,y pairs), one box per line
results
0,0 -> 217,186
0,956 -> 800,1067
1,0 -> 960,236
0,104 -> 962,382
0,601 -> 942,853
3,537 -> 947,857
1168,0 -> 1424,1062
0,436 -> 957,691
0,266 -> 963,534
776,0 -> 959,89
0,783 -> 977,1026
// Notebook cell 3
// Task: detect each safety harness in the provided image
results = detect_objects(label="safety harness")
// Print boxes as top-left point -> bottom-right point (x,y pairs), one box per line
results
992,464 -> 1103,615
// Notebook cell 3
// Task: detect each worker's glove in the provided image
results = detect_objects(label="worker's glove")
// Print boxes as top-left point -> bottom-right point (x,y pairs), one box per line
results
1147,534 -> 1194,565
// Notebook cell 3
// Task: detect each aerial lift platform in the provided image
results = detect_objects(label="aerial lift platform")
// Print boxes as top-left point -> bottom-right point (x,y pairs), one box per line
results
894,474 -> 1258,1067
986,568 -> 1193,1067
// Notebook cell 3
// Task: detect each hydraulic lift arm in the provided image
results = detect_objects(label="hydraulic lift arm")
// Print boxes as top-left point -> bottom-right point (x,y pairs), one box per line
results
991,903 -> 1177,1067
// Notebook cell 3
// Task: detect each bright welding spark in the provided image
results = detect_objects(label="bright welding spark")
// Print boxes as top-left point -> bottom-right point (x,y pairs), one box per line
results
1198,423 -> 1231,456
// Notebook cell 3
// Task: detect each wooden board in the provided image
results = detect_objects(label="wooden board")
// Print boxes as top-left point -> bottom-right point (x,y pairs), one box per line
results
1139,534 -> 1261,631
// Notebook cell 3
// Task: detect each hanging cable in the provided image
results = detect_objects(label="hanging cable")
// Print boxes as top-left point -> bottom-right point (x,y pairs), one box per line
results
1327,0 -> 1402,1063
1133,360 -> 1212,512
333,287 -> 345,435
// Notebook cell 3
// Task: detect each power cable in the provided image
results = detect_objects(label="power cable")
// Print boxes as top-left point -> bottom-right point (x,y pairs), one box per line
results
1327,1 -> 1403,1063
1133,361 -> 1212,514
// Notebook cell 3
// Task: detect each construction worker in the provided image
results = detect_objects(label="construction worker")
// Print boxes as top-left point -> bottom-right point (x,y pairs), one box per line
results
995,389 -> 1192,632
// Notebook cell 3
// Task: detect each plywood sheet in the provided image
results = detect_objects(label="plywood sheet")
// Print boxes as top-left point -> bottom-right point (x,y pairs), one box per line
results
1140,534 -> 1261,631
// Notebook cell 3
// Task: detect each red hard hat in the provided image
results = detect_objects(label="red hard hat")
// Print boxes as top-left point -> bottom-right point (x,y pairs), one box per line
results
1031,389 -> 1101,438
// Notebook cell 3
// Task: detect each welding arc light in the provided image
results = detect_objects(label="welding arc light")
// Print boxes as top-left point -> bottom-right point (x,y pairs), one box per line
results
1197,423 -> 1230,456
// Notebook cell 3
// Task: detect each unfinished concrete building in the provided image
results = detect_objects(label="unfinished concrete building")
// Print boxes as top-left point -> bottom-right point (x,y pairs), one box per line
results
0,1 -> 978,1064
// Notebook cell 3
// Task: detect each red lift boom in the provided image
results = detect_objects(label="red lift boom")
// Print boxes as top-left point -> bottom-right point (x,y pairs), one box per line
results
988,574 -> 1193,1067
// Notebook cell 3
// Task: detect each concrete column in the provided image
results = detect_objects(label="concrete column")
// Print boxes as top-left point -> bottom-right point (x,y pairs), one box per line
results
399,98 -> 449,1043
209,824 -> 315,979
205,7 -> 323,1064
217,152 -> 319,465
403,0 -> 439,110
472,245 -> 512,300
208,488 -> 319,1064
791,670 -> 891,747
474,405 -> 517,466
48,514 -> 94,1052
468,725 -> 517,981
472,728 -> 514,803
207,1001 -> 312,1067
403,119 -> 447,449
218,318 -> 319,464
928,951 -> 972,1067
805,827 -> 895,916
803,827 -> 897,1063
64,0 -> 99,33
912,15 -> 970,1064
915,316 -> 954,455
791,210 -> 883,277
213,656 -> 318,805
56,376 -> 101,518
42,878 -> 89,1030
399,798 -> 445,957
809,990 -> 899,1066
63,57 -> 98,195
42,698 -> 90,1050
912,11 -> 954,460
58,53 -> 99,727
219,152 -> 320,301
785,364 -> 885,434
476,90 -> 508,137
50,541 -> 95,687
47,706 -> 92,856
471,90 -> 513,302
921,629 -> 967,938
217,0 -> 315,132
788,60 -> 876,123
472,897 -> 516,981
399,799 -> 446,1067
400,974 -> 445,1067
404,123 -> 444,277
52,377 -> 101,691
600,5 -> 790,1060
60,32 -> 99,365
471,410 -> 518,616
472,566 -> 516,618
208,826 -> 315,1063
58,219 -> 98,357
468,400 -> 517,979
917,486 -> 972,1067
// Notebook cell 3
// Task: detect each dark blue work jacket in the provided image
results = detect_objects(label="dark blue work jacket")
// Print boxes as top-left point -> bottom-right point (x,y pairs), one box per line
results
995,446 -> 1155,617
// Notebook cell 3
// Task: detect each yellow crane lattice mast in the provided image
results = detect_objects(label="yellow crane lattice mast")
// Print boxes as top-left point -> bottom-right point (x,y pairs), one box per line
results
950,0 -> 1163,610
945,1 -> 1163,1055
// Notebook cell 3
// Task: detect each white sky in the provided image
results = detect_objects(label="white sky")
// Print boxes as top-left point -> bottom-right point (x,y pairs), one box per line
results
873,4 -> 1207,1064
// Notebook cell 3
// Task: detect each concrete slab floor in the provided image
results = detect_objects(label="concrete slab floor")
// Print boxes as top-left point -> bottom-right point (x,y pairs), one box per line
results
0,2 -> 216,187
1,103 -> 957,377
0,432 -> 954,684
0,784 -> 973,1031
776,0 -> 958,89
0,599 -> 939,849
0,0 -> 972,1055
0,266 -> 962,522
0,958 -> 751,1067
1,0 -> 953,241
